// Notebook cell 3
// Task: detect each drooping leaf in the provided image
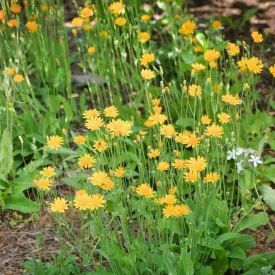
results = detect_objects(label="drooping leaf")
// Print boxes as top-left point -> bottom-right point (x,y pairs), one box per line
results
235,212 -> 268,232
258,184 -> 275,211
4,193 -> 38,213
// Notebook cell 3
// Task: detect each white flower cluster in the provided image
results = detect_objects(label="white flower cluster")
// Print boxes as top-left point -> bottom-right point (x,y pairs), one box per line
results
227,148 -> 263,173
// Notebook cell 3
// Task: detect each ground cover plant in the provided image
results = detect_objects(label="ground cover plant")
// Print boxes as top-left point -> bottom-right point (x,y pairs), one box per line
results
1,0 -> 275,274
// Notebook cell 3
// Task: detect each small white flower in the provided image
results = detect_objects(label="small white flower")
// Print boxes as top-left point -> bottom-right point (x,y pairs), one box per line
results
248,155 -> 263,167
227,149 -> 236,160
236,148 -> 243,156
236,161 -> 243,174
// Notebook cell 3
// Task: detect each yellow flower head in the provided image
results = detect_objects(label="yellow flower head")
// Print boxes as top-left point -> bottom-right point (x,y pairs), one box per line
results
141,14 -> 151,22
26,21 -> 38,33
171,159 -> 188,170
40,166 -> 55,178
251,31 -> 263,43
13,74 -> 24,83
78,154 -> 96,169
140,53 -> 155,66
47,135 -> 64,150
204,123 -> 224,138
36,177 -> 53,190
203,172 -> 220,183
212,20 -> 222,29
157,161 -> 170,171
90,171 -> 114,190
74,135 -> 88,145
246,56 -> 263,74
83,108 -> 100,119
204,49 -> 220,62
107,119 -> 132,137
191,63 -> 206,72
85,117 -> 104,131
50,197 -> 69,213
141,69 -> 155,80
148,113 -> 167,125
88,46 -> 96,53
80,7 -> 93,19
104,106 -> 119,118
136,183 -> 155,198
269,65 -> 275,78
109,1 -> 125,15
10,4 -> 22,14
93,139 -> 109,152
201,115 -> 211,125
148,149 -> 160,159
138,32 -> 150,43
115,17 -> 127,26
226,42 -> 240,56
188,84 -> 202,97
163,205 -> 178,218
188,156 -> 207,172
222,94 -> 240,106
218,112 -> 231,124
114,167 -> 126,177
184,171 -> 200,183
178,20 -> 196,35
160,124 -> 176,139
174,204 -> 190,217
72,17 -> 83,27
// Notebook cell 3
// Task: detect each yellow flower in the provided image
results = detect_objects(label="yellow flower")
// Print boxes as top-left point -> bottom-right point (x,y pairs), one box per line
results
50,197 -> 69,213
36,177 -> 53,190
157,161 -> 170,171
89,194 -> 106,210
244,83 -> 250,89
74,192 -> 93,210
171,159 -> 188,170
80,7 -> 93,18
178,20 -> 196,35
148,149 -> 160,158
90,171 -> 114,190
40,166 -> 55,178
184,171 -> 200,183
160,124 -> 176,139
148,113 -> 167,125
136,183 -> 155,198
246,57 -> 263,74
88,46 -> 96,53
74,135 -> 88,145
107,119 -> 132,137
175,133 -> 201,148
269,65 -> 275,77
218,112 -> 231,124
204,123 -> 224,138
104,106 -> 119,118
191,63 -> 206,72
159,194 -> 177,205
78,154 -> 96,169
163,205 -> 178,218
251,31 -> 263,43
85,117 -> 104,131
10,4 -> 22,14
169,187 -> 177,194
138,32 -> 150,43
188,84 -> 202,97
237,57 -> 248,72
152,98 -> 160,106
141,14 -> 150,22
140,53 -> 155,66
222,94 -> 240,106
201,115 -> 211,125
203,172 -> 220,183
114,167 -> 126,177
8,19 -> 19,27
100,30 -> 108,38
188,156 -> 207,172
226,42 -> 240,56
115,17 -> 127,26
13,74 -> 24,83
174,204 -> 190,217
212,20 -> 222,29
212,84 -> 221,93
47,135 -> 64,150
141,69 -> 155,80
26,21 -> 38,33
204,49 -> 220,62
83,108 -> 100,119
109,1 -> 125,15
0,10 -> 6,20
93,140 -> 108,152
72,17 -> 83,27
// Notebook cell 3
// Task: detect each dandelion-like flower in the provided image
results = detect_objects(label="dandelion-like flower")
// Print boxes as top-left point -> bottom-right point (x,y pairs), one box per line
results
47,135 -> 64,150
148,149 -> 160,158
93,140 -> 109,152
78,154 -> 96,169
251,31 -> 263,43
26,21 -> 38,33
160,124 -> 176,139
178,20 -> 196,35
138,32 -> 150,43
104,106 -> 119,118
40,166 -> 55,178
203,172 -> 220,183
157,161 -> 170,171
85,117 -> 104,131
50,197 -> 69,213
218,112 -> 231,124
109,1 -> 125,15
107,119 -> 132,137
83,109 -> 100,119
90,171 -> 114,190
188,156 -> 207,172
204,123 -> 224,138
74,135 -> 88,145
115,17 -> 127,26
136,183 -> 155,198
141,69 -> 155,80
140,53 -> 155,66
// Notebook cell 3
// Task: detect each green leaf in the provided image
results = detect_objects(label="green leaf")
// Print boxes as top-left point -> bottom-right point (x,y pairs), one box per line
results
228,246 -> 246,260
258,184 -> 275,211
47,147 -> 78,155
242,8 -> 258,23
217,232 -> 240,244
176,118 -> 194,129
210,248 -> 228,274
4,193 -> 38,213
244,252 -> 275,271
201,237 -> 222,250
0,128 -> 13,174
181,251 -> 194,275
235,212 -> 269,232
195,32 -> 207,48
234,234 -> 256,251
182,52 -> 196,65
